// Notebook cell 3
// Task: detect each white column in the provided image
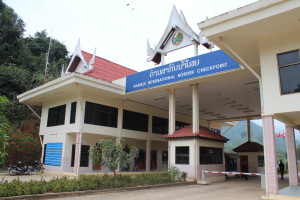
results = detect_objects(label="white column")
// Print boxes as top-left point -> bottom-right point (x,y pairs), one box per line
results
161,54 -> 166,65
74,132 -> 82,175
194,43 -> 198,56
247,117 -> 251,141
146,140 -> 151,172
117,100 -> 124,142
168,89 -> 176,135
286,125 -> 299,186
75,84 -> 84,176
191,84 -> 199,133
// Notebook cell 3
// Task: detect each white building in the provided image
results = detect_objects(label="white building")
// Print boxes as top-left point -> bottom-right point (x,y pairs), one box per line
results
18,1 -> 300,199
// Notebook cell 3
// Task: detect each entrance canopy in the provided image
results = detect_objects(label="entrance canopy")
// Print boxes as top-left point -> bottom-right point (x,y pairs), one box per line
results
123,61 -> 261,123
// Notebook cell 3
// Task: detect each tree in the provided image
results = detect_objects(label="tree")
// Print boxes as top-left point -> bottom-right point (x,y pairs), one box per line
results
89,138 -> 137,175
0,0 -> 25,66
0,96 -> 9,168
6,129 -> 41,165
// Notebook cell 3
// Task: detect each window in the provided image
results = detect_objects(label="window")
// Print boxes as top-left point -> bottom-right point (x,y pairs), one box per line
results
70,102 -> 77,124
152,116 -> 168,135
162,151 -> 168,162
175,146 -> 189,164
200,146 -> 223,165
175,121 -> 189,130
84,101 -> 118,128
123,110 -> 148,132
71,144 -> 90,167
278,50 -> 300,94
258,155 -> 264,167
47,105 -> 66,127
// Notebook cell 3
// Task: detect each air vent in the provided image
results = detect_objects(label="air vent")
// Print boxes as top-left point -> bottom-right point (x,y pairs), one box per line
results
244,81 -> 259,85
217,116 -> 226,119
215,97 -> 229,102
153,97 -> 165,100
230,104 -> 243,108
223,101 -> 236,105
203,112 -> 214,115
178,104 -> 189,108
243,110 -> 255,113
237,107 -> 249,110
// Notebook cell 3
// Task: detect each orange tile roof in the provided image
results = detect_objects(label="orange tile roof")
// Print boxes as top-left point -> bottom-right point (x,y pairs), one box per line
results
81,51 -> 137,82
164,125 -> 228,142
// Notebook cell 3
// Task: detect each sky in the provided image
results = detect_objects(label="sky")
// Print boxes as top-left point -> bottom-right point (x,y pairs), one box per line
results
4,0 -> 300,139
4,0 -> 258,72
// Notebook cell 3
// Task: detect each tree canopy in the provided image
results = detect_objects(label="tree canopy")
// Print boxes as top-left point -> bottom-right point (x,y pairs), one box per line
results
0,0 -> 69,157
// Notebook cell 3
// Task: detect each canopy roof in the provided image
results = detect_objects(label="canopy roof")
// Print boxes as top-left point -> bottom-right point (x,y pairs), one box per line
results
233,141 -> 263,152
164,125 -> 228,143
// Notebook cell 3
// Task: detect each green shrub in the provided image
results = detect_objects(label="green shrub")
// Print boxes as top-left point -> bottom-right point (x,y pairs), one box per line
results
0,171 -> 182,197
168,166 -> 187,182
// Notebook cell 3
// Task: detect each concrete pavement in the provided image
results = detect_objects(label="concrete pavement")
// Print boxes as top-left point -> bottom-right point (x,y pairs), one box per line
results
53,177 -> 282,200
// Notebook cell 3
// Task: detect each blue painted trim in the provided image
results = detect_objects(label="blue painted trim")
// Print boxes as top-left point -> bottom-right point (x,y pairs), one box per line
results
45,143 -> 63,166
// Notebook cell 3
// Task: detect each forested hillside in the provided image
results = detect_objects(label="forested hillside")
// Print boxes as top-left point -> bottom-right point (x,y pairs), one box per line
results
0,0 -> 70,166
0,0 -> 69,133
221,121 -> 291,158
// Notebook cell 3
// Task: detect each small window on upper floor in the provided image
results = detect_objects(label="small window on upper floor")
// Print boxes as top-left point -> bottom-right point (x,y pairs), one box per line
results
70,102 -> 77,124
278,50 -> 300,95
47,105 -> 66,127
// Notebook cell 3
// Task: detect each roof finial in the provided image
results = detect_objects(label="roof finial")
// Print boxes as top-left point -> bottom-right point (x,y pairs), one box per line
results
88,47 -> 97,70
147,39 -> 154,56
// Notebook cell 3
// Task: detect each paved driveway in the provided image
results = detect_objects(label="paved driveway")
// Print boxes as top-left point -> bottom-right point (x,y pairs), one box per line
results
53,177 -> 284,200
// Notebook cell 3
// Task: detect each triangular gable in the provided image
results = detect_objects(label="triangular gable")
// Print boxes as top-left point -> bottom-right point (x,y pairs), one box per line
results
64,39 -> 94,75
147,6 -> 200,64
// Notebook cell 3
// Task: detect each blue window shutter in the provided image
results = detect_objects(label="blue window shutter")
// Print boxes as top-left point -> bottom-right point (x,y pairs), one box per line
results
45,143 -> 63,166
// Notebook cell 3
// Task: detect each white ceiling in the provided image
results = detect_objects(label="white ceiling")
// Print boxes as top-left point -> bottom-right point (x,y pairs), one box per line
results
126,68 -> 261,121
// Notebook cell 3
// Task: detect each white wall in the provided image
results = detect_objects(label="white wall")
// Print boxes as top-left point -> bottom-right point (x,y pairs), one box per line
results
260,30 -> 300,115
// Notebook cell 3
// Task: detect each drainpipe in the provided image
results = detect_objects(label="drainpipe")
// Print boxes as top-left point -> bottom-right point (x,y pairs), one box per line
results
219,37 -> 264,114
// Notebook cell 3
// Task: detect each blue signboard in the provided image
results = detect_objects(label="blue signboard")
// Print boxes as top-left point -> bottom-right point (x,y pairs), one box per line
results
126,50 -> 240,93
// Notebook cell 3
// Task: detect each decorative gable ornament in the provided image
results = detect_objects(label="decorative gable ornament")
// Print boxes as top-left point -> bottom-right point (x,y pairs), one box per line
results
64,39 -> 96,75
147,6 -> 214,65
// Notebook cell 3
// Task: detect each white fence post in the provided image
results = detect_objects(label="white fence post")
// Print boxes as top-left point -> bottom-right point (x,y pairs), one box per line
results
200,170 -> 207,185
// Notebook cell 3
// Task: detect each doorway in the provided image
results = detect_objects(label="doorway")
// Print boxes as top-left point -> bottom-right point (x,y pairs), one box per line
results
240,155 -> 248,172
138,149 -> 146,170
151,150 -> 157,170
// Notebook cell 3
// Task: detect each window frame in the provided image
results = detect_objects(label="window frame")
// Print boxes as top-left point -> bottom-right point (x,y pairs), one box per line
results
175,146 -> 189,164
122,110 -> 148,132
69,102 -> 77,124
84,101 -> 118,128
277,49 -> 300,95
152,116 -> 168,135
47,104 -> 66,127
200,146 -> 223,165
258,155 -> 264,167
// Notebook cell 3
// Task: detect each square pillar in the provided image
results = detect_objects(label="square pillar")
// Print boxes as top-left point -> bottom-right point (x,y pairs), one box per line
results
168,89 -> 176,135
191,84 -> 199,133
262,115 -> 278,195
286,125 -> 299,186
146,140 -> 151,172
74,132 -> 82,175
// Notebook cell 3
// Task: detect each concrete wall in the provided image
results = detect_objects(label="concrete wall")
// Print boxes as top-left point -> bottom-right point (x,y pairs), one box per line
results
260,30 -> 300,115
236,152 -> 264,173
170,138 -> 225,182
